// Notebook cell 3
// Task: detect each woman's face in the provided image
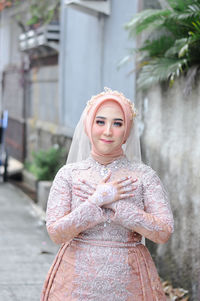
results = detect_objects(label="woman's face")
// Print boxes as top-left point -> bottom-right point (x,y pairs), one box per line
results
91,101 -> 125,155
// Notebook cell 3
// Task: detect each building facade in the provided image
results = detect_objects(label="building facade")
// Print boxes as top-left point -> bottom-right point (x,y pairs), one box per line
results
0,0 -> 138,162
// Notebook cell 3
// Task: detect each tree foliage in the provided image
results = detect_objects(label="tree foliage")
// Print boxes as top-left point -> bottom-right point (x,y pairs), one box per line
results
125,0 -> 200,91
26,0 -> 60,27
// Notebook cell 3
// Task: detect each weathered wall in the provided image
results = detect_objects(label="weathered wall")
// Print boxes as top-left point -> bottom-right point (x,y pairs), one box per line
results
136,78 -> 200,300
30,66 -> 59,124
27,65 -> 72,160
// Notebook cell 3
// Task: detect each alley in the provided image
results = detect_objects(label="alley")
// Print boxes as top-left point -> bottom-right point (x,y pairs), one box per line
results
0,182 -> 58,301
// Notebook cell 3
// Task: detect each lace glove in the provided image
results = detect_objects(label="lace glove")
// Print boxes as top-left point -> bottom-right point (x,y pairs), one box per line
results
87,183 -> 117,207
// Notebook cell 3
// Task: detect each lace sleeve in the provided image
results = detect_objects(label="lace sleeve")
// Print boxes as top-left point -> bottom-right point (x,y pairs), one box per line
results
112,166 -> 174,244
46,165 -> 105,245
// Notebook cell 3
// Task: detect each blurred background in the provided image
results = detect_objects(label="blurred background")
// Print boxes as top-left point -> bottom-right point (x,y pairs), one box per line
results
0,0 -> 199,300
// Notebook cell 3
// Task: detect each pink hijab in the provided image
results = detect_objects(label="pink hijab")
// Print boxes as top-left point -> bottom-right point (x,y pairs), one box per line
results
84,89 -> 135,165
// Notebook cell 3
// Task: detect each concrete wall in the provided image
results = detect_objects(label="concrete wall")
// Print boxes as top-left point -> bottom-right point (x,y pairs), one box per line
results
60,0 -> 138,130
136,78 -> 200,300
27,65 -> 72,160
30,66 -> 59,124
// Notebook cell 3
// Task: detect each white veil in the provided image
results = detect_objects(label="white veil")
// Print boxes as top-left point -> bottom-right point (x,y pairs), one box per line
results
67,108 -> 90,164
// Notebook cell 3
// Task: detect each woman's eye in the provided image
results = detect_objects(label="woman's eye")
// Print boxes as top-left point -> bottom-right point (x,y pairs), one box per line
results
96,120 -> 105,125
114,122 -> 123,127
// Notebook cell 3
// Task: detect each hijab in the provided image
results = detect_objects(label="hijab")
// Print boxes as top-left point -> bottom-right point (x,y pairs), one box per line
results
84,90 -> 135,165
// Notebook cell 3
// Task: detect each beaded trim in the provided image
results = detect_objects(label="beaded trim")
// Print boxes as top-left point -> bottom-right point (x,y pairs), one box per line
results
87,155 -> 130,176
86,87 -> 137,119
72,237 -> 142,248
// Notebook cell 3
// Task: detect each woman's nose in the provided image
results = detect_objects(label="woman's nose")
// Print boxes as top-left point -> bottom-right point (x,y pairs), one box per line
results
104,124 -> 112,136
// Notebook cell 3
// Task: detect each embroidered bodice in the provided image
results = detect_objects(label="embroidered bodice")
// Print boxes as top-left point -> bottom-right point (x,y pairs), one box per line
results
46,156 -> 174,246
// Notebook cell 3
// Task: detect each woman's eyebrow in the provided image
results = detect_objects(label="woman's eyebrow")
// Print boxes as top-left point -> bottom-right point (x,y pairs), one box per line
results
95,116 -> 106,119
114,118 -> 124,121
96,116 -> 124,121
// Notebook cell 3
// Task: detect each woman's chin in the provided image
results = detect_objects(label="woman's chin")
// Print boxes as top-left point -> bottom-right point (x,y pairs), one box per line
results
97,147 -> 116,155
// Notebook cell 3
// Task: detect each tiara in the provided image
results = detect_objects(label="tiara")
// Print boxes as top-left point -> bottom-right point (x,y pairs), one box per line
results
86,87 -> 137,119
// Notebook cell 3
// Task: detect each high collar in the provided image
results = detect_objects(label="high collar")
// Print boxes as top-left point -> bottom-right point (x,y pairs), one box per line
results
88,153 -> 127,167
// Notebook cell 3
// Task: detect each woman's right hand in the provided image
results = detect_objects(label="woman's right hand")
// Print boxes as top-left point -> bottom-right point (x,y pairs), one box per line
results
74,172 -> 137,207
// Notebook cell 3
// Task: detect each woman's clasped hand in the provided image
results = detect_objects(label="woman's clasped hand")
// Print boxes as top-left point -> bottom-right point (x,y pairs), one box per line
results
74,172 -> 137,210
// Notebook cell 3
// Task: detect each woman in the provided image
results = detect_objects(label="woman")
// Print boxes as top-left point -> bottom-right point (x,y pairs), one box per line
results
41,88 -> 174,301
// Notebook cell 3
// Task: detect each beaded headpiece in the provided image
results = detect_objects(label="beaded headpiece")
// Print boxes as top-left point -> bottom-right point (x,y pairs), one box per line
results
86,87 -> 137,119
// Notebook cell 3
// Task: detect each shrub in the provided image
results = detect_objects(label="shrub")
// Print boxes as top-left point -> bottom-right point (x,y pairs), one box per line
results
26,146 -> 65,181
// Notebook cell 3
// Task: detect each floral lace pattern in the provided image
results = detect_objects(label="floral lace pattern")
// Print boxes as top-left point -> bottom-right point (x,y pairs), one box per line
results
41,156 -> 173,301
89,183 -> 117,207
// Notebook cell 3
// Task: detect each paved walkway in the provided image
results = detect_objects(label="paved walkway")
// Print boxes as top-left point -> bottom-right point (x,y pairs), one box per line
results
0,182 -> 58,301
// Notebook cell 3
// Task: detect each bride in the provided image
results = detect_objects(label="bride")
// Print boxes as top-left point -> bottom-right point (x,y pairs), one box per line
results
41,88 -> 174,301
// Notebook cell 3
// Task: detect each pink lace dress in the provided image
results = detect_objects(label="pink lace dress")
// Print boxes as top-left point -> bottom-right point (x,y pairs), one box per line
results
41,156 -> 174,301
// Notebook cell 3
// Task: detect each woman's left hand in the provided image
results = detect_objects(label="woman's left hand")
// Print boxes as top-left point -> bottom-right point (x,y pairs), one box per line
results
74,180 -> 96,202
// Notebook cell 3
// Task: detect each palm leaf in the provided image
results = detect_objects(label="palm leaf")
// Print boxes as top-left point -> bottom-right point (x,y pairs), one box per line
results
167,0 -> 194,11
123,0 -> 200,91
137,57 -> 188,91
169,4 -> 200,22
165,38 -> 188,57
139,36 -> 175,58
125,9 -> 170,37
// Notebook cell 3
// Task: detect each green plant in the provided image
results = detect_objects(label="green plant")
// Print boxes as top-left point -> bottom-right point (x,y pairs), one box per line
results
1,0 -> 60,27
125,0 -> 200,91
26,146 -> 65,181
26,0 -> 60,26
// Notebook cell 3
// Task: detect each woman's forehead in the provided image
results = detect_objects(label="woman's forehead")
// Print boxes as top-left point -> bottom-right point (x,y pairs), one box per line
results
96,100 -> 124,117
